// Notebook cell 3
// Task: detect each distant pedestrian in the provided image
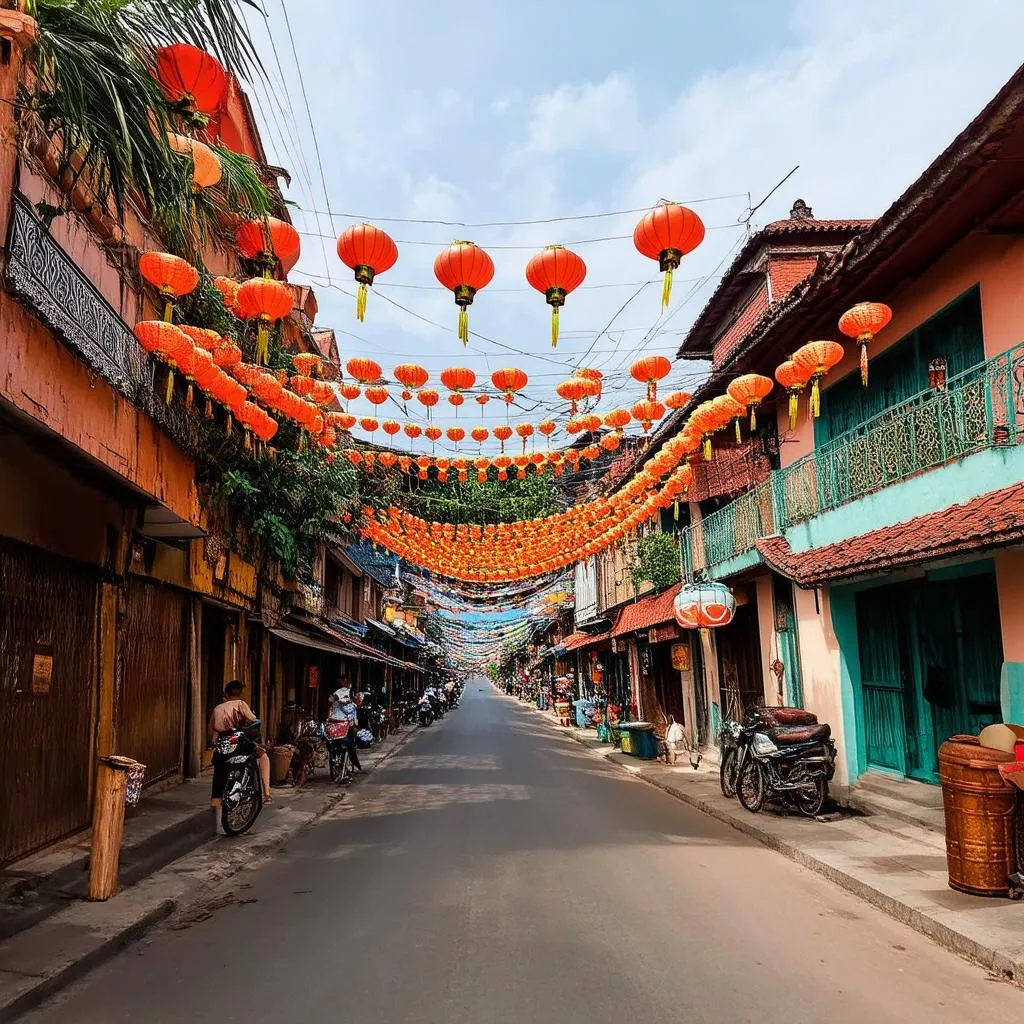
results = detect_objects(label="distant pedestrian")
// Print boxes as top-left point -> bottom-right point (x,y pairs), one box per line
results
664,715 -> 685,766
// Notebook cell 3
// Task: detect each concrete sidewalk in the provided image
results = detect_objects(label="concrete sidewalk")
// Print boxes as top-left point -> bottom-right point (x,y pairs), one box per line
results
0,725 -> 419,1021
525,700 -> 1024,986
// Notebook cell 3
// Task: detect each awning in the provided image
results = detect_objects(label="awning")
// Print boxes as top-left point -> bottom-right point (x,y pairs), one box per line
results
269,625 -> 367,659
613,583 -> 682,636
559,631 -> 612,652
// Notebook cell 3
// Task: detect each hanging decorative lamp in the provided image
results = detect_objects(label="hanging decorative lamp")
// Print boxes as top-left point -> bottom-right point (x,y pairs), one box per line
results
433,241 -> 495,344
167,133 -> 222,190
726,373 -> 774,430
775,360 -> 813,430
630,355 -> 672,401
138,251 -> 199,321
346,357 -> 382,384
154,44 -> 227,124
633,202 -> 705,308
631,399 -> 665,433
792,340 -> 845,418
237,217 -> 301,275
838,302 -> 892,387
491,367 -> 528,405
337,223 -> 399,321
556,377 -> 588,416
525,245 -> 587,347
393,363 -> 429,401
236,278 -> 294,364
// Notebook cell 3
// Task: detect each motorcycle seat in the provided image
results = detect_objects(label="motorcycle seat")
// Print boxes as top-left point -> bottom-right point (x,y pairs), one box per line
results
767,723 -> 831,745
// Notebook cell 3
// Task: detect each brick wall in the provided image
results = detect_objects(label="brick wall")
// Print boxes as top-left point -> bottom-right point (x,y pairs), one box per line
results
711,283 -> 769,367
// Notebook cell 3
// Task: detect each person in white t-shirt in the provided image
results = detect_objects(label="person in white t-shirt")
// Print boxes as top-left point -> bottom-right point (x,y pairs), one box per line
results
664,715 -> 685,766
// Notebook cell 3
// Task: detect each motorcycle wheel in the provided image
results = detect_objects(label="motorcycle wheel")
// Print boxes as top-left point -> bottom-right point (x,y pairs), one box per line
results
221,770 -> 263,836
736,759 -> 765,813
719,748 -> 738,798
329,745 -> 348,784
793,775 -> 828,818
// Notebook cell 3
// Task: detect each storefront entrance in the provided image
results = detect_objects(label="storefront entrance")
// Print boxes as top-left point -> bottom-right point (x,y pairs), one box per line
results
854,565 -> 1003,782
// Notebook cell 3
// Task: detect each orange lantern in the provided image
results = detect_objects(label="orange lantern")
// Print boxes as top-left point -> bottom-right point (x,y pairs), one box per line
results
416,455 -> 431,480
474,457 -> 491,483
556,377 -> 588,415
491,367 -> 528,405
139,251 -> 199,321
237,218 -> 301,274
839,302 -> 892,387
515,422 -> 534,453
714,394 -> 748,444
236,278 -> 293,364
664,390 -> 692,410
378,451 -> 399,469
425,425 -> 442,443
155,44 -> 227,122
447,426 -> 466,445
600,433 -> 621,452
604,408 -> 631,435
292,353 -> 324,377
792,340 -> 845,418
382,419 -> 402,437
394,363 -> 428,401
336,223 -> 399,320
359,416 -> 379,433
633,202 -> 705,307
475,394 -> 490,415
494,424 -> 513,452
525,245 -> 587,347
471,427 -> 490,444
333,412 -> 357,431
167,133 -> 221,190
578,413 -> 602,433
404,423 -> 423,440
538,420 -> 557,443
775,360 -> 813,431
727,373 -> 774,430
417,389 -> 440,418
630,355 -> 672,401
433,241 -> 495,344
631,399 -> 665,434
213,276 -> 240,315
435,456 -> 452,483
364,385 -> 390,406
347,357 -> 382,384
577,367 -> 603,399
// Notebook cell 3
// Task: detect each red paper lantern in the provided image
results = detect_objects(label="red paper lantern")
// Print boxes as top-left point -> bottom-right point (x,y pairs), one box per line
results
491,367 -> 528,405
633,203 -> 705,308
236,278 -> 294,364
346,357 -> 382,384
394,363 -> 428,400
727,374 -> 774,430
630,355 -> 672,401
433,241 -> 495,344
237,218 -> 301,273
337,223 -> 399,321
838,302 -> 893,387
139,251 -> 199,321
792,340 -> 845,418
525,245 -> 587,347
155,44 -> 227,121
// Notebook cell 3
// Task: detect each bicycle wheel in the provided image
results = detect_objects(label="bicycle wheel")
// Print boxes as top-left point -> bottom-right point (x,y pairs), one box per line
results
737,759 -> 765,813
719,748 -> 738,798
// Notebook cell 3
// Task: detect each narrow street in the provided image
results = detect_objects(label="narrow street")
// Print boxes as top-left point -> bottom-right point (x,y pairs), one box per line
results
26,686 -> 1024,1024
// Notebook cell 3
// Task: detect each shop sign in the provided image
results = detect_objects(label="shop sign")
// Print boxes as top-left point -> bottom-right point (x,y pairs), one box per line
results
670,643 -> 690,672
31,643 -> 54,695
308,665 -> 320,689
648,622 -> 679,645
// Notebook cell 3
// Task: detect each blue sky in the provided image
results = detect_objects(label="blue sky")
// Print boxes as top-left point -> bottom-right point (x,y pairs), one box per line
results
244,0 -> 1024,455
241,0 -> 1024,648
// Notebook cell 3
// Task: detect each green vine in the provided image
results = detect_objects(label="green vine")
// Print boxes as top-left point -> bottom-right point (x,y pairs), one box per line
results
631,532 -> 682,592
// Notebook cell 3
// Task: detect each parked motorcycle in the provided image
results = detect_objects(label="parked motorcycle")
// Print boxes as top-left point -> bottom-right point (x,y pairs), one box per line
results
418,699 -> 435,727
736,721 -> 837,817
323,718 -> 352,784
214,722 -> 264,835
369,704 -> 390,743
719,706 -> 819,799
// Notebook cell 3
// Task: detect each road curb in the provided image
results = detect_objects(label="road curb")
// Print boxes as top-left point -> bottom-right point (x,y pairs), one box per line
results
531,705 -> 1024,987
0,724 -> 423,1021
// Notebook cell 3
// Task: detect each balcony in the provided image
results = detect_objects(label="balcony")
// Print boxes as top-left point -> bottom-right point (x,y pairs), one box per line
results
683,342 -> 1024,578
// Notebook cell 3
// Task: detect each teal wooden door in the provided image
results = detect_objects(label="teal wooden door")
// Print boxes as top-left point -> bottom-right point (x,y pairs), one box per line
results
855,587 -> 910,776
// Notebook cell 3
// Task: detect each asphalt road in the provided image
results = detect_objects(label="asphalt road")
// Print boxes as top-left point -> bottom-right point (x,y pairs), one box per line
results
27,685 -> 1024,1023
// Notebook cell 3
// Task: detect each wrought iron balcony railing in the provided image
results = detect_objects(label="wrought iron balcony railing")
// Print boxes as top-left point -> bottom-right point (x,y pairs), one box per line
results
682,341 -> 1024,578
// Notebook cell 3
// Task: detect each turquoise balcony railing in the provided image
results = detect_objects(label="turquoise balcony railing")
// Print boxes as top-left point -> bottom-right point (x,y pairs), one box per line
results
682,342 -> 1024,577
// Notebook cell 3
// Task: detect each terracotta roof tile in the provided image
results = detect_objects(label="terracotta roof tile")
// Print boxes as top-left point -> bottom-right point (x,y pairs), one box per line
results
756,482 -> 1024,587
613,583 -> 682,636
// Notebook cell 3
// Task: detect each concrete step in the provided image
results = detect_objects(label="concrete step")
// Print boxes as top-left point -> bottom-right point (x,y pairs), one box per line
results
854,771 -> 944,809
847,786 -> 947,836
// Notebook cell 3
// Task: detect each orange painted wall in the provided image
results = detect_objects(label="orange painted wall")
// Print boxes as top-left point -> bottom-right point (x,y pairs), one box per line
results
994,549 -> 1024,662
776,231 -> 1024,468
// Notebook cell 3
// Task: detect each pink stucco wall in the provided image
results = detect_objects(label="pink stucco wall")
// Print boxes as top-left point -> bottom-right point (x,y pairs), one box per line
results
776,231 -> 1024,468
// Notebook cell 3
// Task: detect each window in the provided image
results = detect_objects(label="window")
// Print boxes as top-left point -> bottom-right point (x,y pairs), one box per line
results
816,287 -> 984,446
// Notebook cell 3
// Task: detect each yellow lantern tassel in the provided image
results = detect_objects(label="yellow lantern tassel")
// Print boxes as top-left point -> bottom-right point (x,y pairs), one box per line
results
860,336 -> 870,387
356,282 -> 368,322
165,368 -> 174,405
298,431 -> 305,452
703,436 -> 712,461
811,377 -> 821,419
662,267 -> 674,308
186,382 -> 194,410
256,321 -> 269,365
244,430 -> 251,450
735,418 -> 742,444
551,307 -> 559,348
163,299 -> 173,323
788,390 -> 799,431
204,399 -> 213,419
226,412 -> 232,437
750,404 -> 757,431
458,307 -> 469,345
674,499 -> 679,521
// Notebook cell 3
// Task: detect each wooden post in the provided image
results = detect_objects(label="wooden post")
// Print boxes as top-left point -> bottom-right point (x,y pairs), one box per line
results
88,757 -> 130,900
186,597 -> 204,777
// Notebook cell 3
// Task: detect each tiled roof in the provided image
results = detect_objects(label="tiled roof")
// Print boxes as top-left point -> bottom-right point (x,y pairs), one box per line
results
756,483 -> 1024,587
561,630 -> 612,651
613,583 -> 682,636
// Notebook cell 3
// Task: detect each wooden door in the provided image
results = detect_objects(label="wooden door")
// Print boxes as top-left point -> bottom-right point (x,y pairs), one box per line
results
716,601 -> 764,722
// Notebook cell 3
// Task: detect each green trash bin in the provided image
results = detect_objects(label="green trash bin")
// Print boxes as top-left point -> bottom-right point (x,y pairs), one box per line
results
618,722 -> 658,759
